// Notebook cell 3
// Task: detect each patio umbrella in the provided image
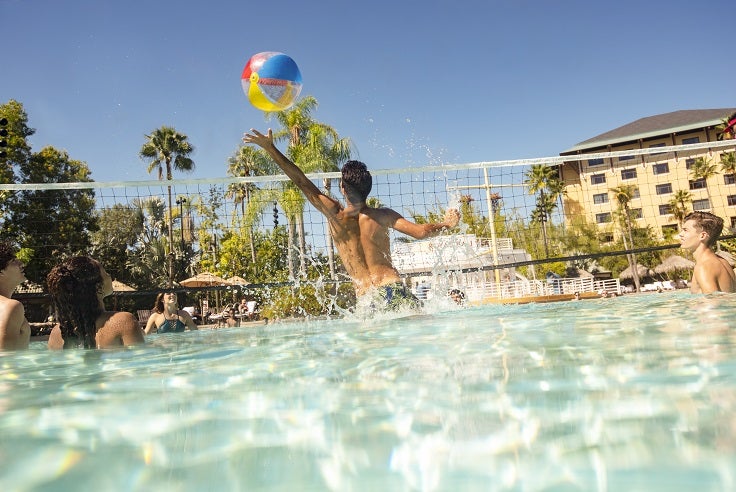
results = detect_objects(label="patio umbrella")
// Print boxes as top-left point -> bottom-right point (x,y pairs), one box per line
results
179,272 -> 231,312
619,263 -> 652,280
226,275 -> 250,286
112,280 -> 136,292
654,255 -> 695,274
179,272 -> 231,288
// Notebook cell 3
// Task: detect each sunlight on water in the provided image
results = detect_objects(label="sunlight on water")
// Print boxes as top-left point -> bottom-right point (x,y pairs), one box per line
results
1,292 -> 736,491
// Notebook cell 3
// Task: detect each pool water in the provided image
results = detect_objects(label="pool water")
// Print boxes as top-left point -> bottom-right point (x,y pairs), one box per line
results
1,292 -> 735,491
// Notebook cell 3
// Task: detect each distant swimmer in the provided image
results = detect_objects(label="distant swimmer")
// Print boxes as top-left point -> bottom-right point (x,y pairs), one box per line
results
678,211 -> 736,294
244,128 -> 459,310
145,292 -> 198,334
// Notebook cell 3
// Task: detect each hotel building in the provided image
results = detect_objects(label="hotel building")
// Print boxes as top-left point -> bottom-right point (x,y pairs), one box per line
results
558,108 -> 736,242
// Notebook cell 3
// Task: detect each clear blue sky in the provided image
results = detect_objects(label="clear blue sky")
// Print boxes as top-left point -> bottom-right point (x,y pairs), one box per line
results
2,0 -> 734,183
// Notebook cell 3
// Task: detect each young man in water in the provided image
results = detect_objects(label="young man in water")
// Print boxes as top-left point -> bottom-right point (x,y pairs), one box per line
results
0,242 -> 31,350
678,211 -> 736,294
243,128 -> 459,309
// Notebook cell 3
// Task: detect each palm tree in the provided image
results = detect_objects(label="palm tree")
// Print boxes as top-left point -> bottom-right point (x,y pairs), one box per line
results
668,189 -> 692,226
269,96 -> 350,280
290,124 -> 353,279
689,156 -> 718,207
525,164 -> 562,257
720,151 -> 736,177
227,146 -> 274,267
139,126 -> 195,286
716,112 -> 736,140
610,184 -> 641,291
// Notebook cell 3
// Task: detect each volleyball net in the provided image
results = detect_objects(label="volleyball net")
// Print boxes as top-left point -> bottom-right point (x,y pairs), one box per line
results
2,139 -> 735,306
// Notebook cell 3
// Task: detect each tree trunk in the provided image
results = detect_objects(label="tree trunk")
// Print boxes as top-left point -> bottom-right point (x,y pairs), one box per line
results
166,183 -> 174,287
623,217 -> 640,292
287,219 -> 296,281
297,214 -> 307,279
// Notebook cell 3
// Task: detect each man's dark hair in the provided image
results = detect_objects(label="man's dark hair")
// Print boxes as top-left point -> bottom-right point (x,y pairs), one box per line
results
0,242 -> 17,271
684,211 -> 724,248
341,160 -> 372,201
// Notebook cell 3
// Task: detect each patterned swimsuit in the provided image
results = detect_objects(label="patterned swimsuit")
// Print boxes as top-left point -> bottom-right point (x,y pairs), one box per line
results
157,318 -> 186,333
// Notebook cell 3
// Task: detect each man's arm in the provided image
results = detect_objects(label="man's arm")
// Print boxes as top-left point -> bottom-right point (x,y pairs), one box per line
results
243,129 -> 339,216
389,208 -> 460,239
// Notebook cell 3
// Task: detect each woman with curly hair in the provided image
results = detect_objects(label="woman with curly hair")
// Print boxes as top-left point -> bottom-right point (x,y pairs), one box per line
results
144,291 -> 198,334
47,256 -> 144,349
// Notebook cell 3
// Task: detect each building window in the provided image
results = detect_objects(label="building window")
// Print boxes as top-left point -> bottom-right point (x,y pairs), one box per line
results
725,174 -> 736,185
598,233 -> 614,243
630,208 -> 643,219
591,173 -> 606,185
693,198 -> 710,211
655,183 -> 672,195
619,154 -> 635,162
682,136 -> 700,145
649,143 -> 666,155
632,187 -> 640,199
659,204 -> 672,215
596,212 -> 611,224
728,195 -> 736,206
621,169 -> 636,180
689,178 -> 707,190
588,158 -> 604,167
593,193 -> 609,204
652,163 -> 670,175
731,217 -> 736,230
662,224 -> 678,237
621,168 -> 637,180
685,158 -> 696,170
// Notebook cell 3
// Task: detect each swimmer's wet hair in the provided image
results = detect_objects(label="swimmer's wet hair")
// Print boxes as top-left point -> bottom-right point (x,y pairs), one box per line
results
46,256 -> 104,349
341,160 -> 372,201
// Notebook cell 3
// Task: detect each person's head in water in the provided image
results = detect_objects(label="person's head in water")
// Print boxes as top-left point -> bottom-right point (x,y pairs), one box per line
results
449,289 -> 466,305
682,211 -> 724,249
46,256 -> 111,349
341,160 -> 372,202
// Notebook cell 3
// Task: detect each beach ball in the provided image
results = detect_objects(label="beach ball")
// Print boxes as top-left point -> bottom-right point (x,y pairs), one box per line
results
241,52 -> 302,112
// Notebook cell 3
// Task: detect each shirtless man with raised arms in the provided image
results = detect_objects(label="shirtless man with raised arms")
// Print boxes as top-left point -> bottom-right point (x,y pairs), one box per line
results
244,128 -> 459,309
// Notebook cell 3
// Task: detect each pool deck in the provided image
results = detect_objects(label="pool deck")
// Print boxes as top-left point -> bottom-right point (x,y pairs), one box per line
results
470,292 -> 602,305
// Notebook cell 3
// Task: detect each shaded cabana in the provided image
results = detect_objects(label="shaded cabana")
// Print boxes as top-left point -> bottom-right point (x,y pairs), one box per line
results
654,255 -> 694,276
619,263 -> 653,280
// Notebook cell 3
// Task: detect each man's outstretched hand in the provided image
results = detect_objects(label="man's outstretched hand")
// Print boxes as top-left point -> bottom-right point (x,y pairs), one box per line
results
243,128 -> 274,149
444,208 -> 460,228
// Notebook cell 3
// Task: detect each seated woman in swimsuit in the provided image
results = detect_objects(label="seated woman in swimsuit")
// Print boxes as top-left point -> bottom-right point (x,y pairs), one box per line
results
144,292 -> 198,334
